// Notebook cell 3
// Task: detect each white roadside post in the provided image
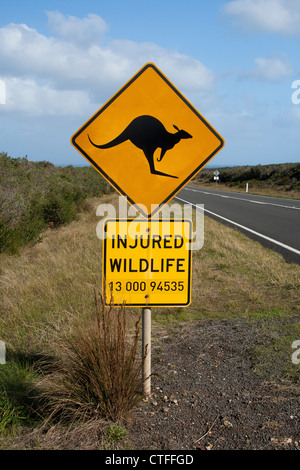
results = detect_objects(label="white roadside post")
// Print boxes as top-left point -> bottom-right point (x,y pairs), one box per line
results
214,170 -> 220,187
142,307 -> 151,396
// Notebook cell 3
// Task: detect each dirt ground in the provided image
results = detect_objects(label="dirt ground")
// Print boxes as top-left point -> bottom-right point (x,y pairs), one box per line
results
3,318 -> 299,451
128,318 -> 299,451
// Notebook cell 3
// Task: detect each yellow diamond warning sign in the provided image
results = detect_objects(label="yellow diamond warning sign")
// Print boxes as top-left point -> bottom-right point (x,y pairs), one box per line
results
71,63 -> 224,218
103,219 -> 192,307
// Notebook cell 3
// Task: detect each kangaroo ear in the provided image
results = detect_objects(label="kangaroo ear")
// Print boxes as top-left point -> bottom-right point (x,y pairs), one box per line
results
173,125 -> 179,131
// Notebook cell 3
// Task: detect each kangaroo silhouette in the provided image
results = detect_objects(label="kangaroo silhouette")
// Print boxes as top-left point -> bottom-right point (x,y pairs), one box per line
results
88,115 -> 192,178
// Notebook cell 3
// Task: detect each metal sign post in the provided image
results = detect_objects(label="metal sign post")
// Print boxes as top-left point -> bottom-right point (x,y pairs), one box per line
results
142,307 -> 151,396
0,340 -> 6,364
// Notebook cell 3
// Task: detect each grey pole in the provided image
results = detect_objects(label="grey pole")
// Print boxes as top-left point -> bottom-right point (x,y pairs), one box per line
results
0,341 -> 6,364
142,307 -> 151,396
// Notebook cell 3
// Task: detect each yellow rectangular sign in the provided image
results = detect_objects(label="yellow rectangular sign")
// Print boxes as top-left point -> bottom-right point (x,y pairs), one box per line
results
103,219 -> 192,307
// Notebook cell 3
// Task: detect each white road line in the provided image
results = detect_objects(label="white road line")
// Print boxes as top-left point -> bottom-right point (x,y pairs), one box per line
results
175,196 -> 300,256
182,187 -> 300,210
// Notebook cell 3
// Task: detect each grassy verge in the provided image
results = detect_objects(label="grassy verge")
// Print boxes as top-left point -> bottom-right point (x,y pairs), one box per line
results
0,153 -> 112,254
0,193 -> 299,444
190,181 -> 300,199
192,162 -> 300,199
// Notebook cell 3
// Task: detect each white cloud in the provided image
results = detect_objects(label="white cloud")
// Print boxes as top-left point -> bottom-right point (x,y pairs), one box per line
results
241,55 -> 293,82
223,0 -> 300,35
46,11 -> 109,46
0,12 -> 214,116
109,39 -> 214,91
2,77 -> 94,116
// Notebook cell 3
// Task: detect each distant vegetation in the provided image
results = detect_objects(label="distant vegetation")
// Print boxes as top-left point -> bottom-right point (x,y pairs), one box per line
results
194,162 -> 300,192
0,152 -> 112,254
1,154 -> 299,255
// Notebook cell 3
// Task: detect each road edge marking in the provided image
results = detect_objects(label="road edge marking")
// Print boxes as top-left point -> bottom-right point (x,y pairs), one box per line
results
175,196 -> 300,257
182,187 -> 300,211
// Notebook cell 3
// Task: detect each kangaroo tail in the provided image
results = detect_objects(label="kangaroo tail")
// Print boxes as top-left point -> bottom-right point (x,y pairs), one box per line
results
88,129 -> 129,149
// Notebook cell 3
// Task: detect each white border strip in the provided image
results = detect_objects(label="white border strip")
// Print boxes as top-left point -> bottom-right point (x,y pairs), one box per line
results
175,196 -> 300,256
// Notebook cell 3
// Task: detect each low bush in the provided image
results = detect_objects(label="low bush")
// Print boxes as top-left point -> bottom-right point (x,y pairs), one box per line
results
194,162 -> 300,192
42,190 -> 76,227
38,294 -> 144,423
0,152 -> 112,253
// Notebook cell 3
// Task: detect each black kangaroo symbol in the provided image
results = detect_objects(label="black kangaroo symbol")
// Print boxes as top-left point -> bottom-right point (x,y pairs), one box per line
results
88,115 -> 192,178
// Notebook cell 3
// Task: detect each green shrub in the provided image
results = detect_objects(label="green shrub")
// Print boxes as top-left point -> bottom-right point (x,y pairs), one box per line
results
105,425 -> 128,443
0,153 -> 113,253
195,162 -> 300,191
42,190 -> 76,227
0,220 -> 14,254
0,198 -> 45,254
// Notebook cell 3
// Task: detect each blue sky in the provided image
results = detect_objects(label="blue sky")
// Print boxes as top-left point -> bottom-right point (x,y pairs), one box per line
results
0,0 -> 299,167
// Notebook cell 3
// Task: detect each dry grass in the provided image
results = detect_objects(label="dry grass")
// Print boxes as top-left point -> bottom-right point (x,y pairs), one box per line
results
0,197 -> 105,350
37,293 -> 143,423
0,192 -> 299,434
152,202 -> 299,324
1,191 -> 299,336
189,217 -> 299,320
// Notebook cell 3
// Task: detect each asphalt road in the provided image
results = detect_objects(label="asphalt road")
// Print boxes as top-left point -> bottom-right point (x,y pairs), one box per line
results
175,186 -> 300,265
